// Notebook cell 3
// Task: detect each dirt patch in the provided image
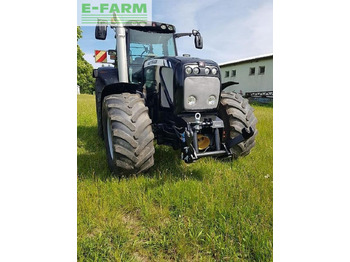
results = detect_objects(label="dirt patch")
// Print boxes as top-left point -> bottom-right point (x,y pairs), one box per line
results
121,212 -> 149,262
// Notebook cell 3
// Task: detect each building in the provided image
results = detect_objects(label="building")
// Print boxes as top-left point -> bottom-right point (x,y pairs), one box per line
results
219,54 -> 273,97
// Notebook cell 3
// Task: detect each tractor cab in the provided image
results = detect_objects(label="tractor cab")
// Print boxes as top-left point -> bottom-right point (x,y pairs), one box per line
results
127,25 -> 177,83
95,21 -> 202,83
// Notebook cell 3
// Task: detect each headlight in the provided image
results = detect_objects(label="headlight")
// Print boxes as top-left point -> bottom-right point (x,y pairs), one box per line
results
204,67 -> 210,75
208,95 -> 217,106
187,95 -> 197,106
193,67 -> 200,74
211,67 -> 218,75
185,66 -> 192,75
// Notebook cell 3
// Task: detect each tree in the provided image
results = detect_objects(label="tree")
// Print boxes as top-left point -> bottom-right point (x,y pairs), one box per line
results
77,26 -> 95,94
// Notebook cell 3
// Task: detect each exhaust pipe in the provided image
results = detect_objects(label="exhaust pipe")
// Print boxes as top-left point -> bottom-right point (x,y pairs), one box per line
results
114,15 -> 129,83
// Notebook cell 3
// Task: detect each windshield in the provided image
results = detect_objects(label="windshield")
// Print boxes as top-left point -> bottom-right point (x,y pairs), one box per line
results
129,29 -> 176,59
128,29 -> 176,83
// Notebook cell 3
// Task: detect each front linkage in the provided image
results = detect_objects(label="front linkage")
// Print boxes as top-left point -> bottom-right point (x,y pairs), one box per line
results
179,113 -> 255,163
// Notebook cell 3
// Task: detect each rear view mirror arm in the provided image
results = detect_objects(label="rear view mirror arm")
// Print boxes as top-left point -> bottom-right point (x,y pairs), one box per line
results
174,33 -> 192,38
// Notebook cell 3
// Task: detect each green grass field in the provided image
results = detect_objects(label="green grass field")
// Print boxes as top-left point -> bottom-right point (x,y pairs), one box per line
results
77,94 -> 273,261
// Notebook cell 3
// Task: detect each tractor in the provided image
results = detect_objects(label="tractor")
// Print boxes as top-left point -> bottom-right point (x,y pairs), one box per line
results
92,20 -> 258,175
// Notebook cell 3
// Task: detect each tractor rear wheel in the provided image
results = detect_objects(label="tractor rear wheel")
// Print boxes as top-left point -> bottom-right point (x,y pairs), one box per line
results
102,93 -> 155,176
219,91 -> 258,158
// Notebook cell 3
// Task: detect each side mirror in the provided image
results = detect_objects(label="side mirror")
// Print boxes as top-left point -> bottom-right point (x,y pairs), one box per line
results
192,30 -> 203,49
95,19 -> 107,40
108,49 -> 117,60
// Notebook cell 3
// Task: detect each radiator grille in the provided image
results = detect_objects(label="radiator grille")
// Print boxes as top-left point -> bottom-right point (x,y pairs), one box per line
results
184,77 -> 220,110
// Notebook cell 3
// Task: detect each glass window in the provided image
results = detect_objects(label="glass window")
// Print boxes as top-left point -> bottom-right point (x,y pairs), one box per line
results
259,66 -> 265,75
129,29 -> 176,61
249,67 -> 255,75
231,70 -> 236,77
128,29 -> 176,83
225,71 -> 229,78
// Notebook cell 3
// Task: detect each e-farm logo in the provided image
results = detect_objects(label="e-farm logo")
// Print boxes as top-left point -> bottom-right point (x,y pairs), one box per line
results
77,0 -> 152,26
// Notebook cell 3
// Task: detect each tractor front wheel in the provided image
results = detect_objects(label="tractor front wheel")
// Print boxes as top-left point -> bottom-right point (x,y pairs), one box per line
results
102,93 -> 155,176
218,92 -> 258,158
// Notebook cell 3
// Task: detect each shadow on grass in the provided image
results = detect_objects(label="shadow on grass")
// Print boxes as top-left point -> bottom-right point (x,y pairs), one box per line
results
77,125 -> 203,182
77,126 -> 111,181
144,145 -> 204,181
77,126 -> 103,153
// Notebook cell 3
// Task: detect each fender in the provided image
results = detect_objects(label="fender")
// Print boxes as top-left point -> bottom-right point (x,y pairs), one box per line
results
221,81 -> 239,91
93,67 -> 143,138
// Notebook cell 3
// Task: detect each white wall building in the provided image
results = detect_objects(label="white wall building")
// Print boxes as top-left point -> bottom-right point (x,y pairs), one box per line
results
219,54 -> 273,96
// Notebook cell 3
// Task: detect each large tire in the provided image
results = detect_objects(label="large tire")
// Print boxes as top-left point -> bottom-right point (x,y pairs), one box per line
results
219,91 -> 258,158
102,93 -> 155,176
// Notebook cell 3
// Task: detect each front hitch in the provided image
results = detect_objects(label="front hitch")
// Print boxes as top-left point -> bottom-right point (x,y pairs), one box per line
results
179,114 -> 255,163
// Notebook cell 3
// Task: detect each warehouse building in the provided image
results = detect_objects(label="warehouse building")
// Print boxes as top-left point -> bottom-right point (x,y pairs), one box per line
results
219,54 -> 273,98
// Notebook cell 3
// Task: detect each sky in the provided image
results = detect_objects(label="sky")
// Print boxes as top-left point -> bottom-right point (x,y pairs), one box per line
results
78,0 -> 273,68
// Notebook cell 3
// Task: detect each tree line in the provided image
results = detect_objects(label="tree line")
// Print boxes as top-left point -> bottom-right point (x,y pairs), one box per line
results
77,27 -> 95,94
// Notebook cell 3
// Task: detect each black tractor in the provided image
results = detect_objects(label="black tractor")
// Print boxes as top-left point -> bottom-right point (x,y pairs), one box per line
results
92,20 -> 258,175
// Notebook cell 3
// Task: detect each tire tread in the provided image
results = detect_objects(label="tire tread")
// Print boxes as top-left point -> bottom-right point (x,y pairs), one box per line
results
219,91 -> 258,158
103,93 -> 155,176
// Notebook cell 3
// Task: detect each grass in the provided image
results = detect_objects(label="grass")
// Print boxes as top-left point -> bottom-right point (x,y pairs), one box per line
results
77,94 -> 273,261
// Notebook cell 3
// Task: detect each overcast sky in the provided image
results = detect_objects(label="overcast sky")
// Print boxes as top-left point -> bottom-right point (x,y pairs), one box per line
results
78,0 -> 272,68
